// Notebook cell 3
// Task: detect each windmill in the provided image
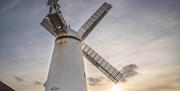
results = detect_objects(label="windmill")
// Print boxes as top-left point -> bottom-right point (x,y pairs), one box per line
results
40,0 -> 137,91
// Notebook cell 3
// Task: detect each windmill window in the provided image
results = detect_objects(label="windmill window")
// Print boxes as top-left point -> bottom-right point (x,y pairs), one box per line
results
84,72 -> 86,78
56,40 -> 61,44
58,41 -> 63,44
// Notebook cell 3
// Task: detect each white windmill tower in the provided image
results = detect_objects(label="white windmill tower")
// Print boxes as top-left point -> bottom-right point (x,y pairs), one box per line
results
40,0 -> 137,91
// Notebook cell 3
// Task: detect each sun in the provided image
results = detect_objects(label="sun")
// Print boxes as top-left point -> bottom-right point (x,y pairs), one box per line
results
111,84 -> 122,91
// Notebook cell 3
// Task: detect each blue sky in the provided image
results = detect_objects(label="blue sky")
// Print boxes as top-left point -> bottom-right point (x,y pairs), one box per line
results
0,0 -> 180,91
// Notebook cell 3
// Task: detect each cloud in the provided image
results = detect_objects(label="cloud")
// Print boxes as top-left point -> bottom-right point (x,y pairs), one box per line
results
122,64 -> 138,76
120,64 -> 138,82
88,76 -> 104,86
13,76 -> 24,82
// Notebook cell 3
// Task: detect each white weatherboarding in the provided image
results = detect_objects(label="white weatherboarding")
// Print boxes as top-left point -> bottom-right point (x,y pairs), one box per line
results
40,0 -> 137,91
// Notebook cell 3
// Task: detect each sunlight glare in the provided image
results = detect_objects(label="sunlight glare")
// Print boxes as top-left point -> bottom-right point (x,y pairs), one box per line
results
111,84 -> 122,91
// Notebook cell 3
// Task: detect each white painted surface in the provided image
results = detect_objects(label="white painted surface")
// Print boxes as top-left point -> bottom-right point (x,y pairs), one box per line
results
45,28 -> 87,91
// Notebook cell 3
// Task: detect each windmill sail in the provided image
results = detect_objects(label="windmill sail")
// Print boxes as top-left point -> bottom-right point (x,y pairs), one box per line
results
82,43 -> 123,84
77,2 -> 112,41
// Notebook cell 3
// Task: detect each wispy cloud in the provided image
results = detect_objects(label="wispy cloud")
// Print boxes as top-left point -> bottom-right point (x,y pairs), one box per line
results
13,75 -> 24,82
88,76 -> 104,86
34,81 -> 43,85
120,64 -> 138,82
